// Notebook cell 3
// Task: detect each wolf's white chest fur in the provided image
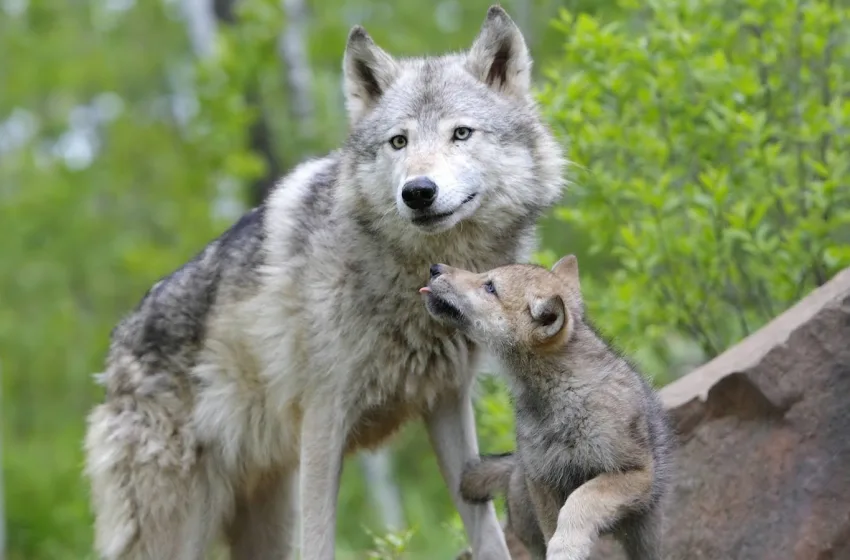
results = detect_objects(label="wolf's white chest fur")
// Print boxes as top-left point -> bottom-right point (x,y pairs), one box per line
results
192,249 -> 487,483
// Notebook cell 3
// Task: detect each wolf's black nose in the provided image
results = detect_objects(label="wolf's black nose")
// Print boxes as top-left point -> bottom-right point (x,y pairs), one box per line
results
430,264 -> 442,278
402,177 -> 438,210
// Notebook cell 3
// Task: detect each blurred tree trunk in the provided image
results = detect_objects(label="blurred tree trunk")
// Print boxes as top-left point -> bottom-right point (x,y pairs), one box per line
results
279,0 -> 315,142
359,450 -> 406,531
243,90 -> 284,205
181,0 -> 218,59
213,0 -> 282,205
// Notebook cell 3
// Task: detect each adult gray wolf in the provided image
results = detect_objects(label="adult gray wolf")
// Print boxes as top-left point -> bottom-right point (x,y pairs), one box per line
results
421,256 -> 673,560
83,6 -> 565,560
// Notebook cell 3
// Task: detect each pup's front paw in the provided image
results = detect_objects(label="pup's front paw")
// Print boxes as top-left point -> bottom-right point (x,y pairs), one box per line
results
545,533 -> 593,560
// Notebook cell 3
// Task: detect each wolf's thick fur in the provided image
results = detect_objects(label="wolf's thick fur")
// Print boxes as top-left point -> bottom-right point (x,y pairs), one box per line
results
422,257 -> 673,560
83,6 -> 564,560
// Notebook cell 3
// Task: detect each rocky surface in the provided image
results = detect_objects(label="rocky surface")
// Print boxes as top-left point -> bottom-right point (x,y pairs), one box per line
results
498,267 -> 850,560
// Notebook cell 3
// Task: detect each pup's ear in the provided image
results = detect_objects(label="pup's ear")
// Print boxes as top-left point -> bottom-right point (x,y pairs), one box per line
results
530,295 -> 566,343
343,26 -> 400,124
552,254 -> 583,313
552,255 -> 580,288
466,6 -> 531,98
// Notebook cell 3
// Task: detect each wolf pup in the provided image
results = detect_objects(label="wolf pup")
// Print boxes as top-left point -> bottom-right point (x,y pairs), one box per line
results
421,256 -> 673,560
83,6 -> 565,560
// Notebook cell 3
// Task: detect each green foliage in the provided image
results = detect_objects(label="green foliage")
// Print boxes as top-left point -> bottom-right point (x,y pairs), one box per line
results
365,526 -> 416,560
473,376 -> 516,453
1,2 -> 230,558
192,0 -> 283,188
539,0 -> 850,373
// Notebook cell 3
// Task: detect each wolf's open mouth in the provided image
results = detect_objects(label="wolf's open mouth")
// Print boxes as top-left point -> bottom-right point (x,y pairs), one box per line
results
427,294 -> 465,323
412,193 -> 478,226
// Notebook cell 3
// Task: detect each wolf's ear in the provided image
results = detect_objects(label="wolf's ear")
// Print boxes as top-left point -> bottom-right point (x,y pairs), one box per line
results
530,295 -> 566,343
466,6 -> 531,98
343,26 -> 400,124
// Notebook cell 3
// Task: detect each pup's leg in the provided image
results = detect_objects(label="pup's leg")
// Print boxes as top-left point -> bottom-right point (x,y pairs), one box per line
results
615,506 -> 663,560
298,397 -> 347,560
227,469 -> 297,560
424,390 -> 511,560
508,472 -> 547,559
85,401 -> 224,560
526,479 -> 562,541
546,468 -> 653,560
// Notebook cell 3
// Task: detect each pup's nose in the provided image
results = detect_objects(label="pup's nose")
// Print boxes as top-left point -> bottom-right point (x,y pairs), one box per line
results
429,264 -> 443,278
402,177 -> 438,210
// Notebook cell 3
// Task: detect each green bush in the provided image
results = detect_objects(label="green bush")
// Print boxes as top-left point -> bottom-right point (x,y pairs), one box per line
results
536,0 -> 850,376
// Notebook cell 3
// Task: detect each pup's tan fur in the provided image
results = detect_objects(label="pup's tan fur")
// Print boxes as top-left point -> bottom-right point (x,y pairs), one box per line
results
423,257 -> 673,560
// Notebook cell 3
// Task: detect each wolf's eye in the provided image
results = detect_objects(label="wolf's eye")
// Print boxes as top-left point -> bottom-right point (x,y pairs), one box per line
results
483,280 -> 497,296
389,135 -> 408,150
453,127 -> 473,141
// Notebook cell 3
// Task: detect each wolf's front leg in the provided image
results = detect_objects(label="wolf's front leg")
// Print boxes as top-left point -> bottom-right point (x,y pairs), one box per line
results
425,390 -> 511,559
299,398 -> 347,560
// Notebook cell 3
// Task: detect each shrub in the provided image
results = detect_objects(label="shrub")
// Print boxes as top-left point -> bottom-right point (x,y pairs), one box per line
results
536,0 -> 850,376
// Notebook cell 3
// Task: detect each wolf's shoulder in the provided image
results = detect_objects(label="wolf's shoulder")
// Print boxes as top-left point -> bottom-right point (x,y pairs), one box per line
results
107,205 -> 268,371
263,153 -> 342,259
265,155 -> 339,219
107,153 -> 343,368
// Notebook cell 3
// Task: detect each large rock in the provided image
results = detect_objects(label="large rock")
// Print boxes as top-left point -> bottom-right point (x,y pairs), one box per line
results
586,266 -> 850,560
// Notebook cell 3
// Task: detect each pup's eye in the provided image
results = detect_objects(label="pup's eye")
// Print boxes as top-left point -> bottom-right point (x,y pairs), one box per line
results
453,127 -> 473,141
483,280 -> 497,296
389,135 -> 408,150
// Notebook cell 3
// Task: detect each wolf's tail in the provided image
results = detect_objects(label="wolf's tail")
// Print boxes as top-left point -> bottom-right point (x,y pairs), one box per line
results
459,452 -> 516,503
85,393 -> 199,559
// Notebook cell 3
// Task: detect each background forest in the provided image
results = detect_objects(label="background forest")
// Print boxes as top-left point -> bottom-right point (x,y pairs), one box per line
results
1,0 -> 848,558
